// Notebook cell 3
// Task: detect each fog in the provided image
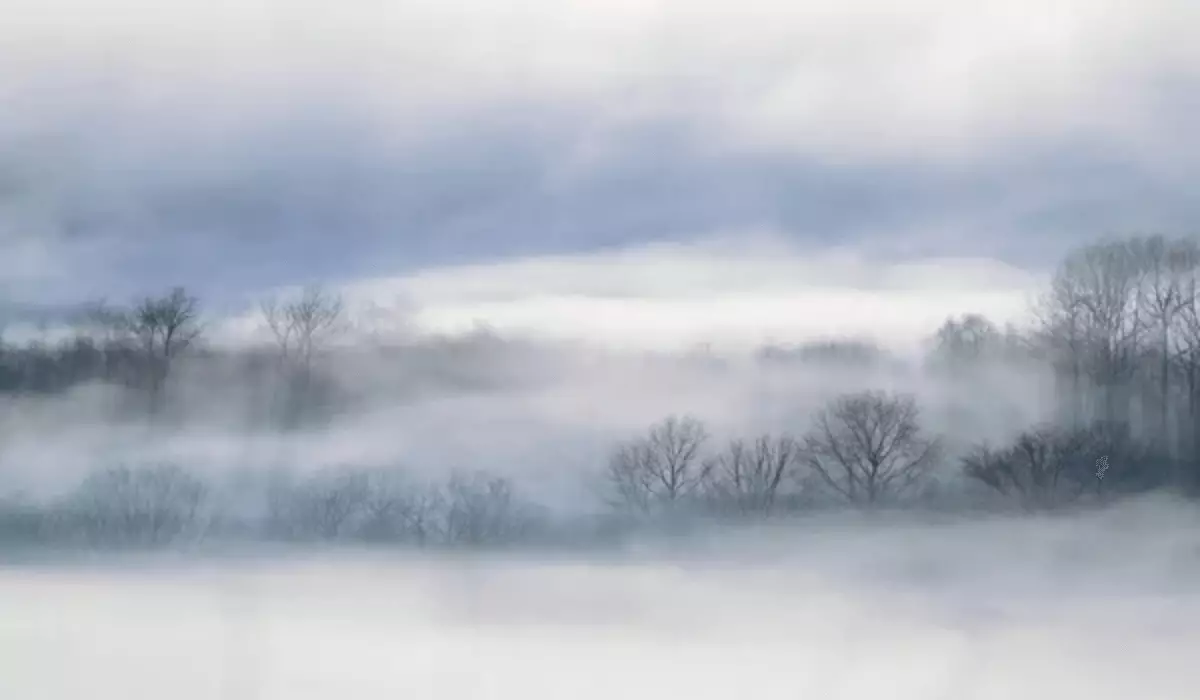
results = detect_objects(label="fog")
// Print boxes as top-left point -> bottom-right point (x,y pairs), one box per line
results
4,499 -> 1198,699
0,326 -> 1054,504
5,0 -> 1200,696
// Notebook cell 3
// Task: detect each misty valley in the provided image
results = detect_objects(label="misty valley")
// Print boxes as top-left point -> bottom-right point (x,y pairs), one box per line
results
3,235 -> 1200,699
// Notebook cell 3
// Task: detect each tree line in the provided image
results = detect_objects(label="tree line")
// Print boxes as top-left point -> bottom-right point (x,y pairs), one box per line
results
602,392 -> 1175,517
2,233 -> 1200,549
0,285 -> 346,427
0,386 -> 1172,550
0,463 -> 543,549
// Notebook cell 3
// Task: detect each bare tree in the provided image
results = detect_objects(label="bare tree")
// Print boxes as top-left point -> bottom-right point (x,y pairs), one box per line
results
71,291 -> 200,406
1131,235 -> 1199,446
1063,241 -> 1145,423
133,287 -> 202,362
126,288 -> 202,413
268,468 -> 371,541
1033,268 -> 1090,426
1031,235 -> 1200,490
705,434 -> 803,515
1174,267 -> 1200,477
604,415 -> 712,514
260,286 -> 345,427
962,421 -> 1171,510
398,482 -> 449,546
355,468 -> 447,545
961,428 -> 1074,510
441,470 -> 533,546
801,391 -> 941,505
60,463 -> 208,546
261,285 -> 346,371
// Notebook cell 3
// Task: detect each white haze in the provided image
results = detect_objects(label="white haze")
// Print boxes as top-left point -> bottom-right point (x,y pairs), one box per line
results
0,326 -> 1056,508
334,236 -> 1046,354
4,500 -> 1200,699
185,235 -> 1046,354
0,237 -> 1053,505
2,2 -> 1196,698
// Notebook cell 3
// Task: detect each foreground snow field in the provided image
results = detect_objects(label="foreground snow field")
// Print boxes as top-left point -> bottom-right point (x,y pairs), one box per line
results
3,504 -> 1199,700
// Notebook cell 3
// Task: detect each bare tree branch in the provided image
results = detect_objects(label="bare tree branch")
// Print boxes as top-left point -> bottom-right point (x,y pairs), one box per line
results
801,391 -> 941,506
706,434 -> 804,515
604,415 -> 713,514
259,286 -> 346,427
260,285 -> 346,369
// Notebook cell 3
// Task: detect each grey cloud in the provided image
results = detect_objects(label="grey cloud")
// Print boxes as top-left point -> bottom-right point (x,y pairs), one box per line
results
3,48 -> 1200,312
5,104 -> 1200,309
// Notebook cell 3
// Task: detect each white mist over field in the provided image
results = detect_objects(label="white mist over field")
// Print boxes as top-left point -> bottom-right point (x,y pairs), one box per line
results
4,0 -> 1200,696
4,499 -> 1199,700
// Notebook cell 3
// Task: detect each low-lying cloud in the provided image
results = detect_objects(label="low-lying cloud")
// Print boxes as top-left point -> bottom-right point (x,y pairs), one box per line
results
3,500 -> 1198,698
336,235 -> 1045,353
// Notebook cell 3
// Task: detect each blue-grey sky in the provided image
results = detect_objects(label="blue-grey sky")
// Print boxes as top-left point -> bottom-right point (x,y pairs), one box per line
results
3,0 -> 1200,349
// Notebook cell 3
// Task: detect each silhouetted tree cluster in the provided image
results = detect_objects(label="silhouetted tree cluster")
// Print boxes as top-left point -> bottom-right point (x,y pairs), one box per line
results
0,285 -> 354,427
0,462 -> 540,549
0,288 -> 200,414
5,234 -> 1200,552
602,390 -> 940,517
1040,236 -> 1200,491
49,463 -> 209,546
961,421 -> 1172,511
263,466 -> 541,547
927,235 -> 1200,495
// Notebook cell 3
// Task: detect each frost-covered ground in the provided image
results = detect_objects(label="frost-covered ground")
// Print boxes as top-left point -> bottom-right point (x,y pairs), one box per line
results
4,500 -> 1199,700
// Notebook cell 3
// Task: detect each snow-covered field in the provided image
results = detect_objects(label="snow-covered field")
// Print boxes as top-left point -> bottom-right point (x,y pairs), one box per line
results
4,502 -> 1199,700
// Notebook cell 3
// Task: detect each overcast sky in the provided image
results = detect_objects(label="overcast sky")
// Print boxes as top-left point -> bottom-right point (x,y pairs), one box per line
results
3,0 -> 1199,350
